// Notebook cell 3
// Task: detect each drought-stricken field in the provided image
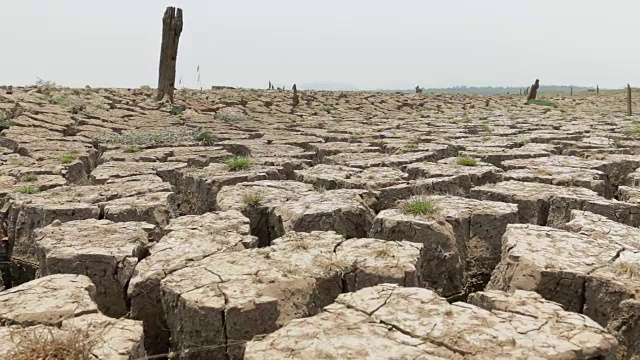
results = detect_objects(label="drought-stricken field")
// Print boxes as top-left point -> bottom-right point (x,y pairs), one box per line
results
1,85 -> 640,359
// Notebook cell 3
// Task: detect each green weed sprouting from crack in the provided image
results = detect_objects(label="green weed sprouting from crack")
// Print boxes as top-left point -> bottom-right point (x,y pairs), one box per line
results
226,156 -> 251,171
58,154 -> 77,164
400,197 -> 439,217
242,192 -> 263,207
17,186 -> 40,194
123,146 -> 141,153
456,156 -> 478,166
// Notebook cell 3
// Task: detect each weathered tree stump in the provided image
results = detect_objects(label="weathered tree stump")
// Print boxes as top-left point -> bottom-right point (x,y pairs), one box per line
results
292,84 -> 299,107
627,84 -> 632,116
156,7 -> 183,103
527,79 -> 540,101
415,86 -> 423,94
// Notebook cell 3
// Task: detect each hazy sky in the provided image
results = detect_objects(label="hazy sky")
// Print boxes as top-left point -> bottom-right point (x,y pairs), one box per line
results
1,0 -> 637,89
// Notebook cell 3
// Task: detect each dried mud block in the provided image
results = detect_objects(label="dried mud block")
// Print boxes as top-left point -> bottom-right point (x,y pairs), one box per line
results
404,158 -> 502,190
160,231 -> 425,360
324,151 -> 438,169
458,145 -> 551,167
487,224 -> 622,313
374,175 -> 471,210
471,180 -> 640,227
618,186 -> 640,205
245,284 -> 617,360
294,164 -> 362,189
0,314 -> 145,360
218,181 -> 375,245
369,206 -> 462,296
502,165 -> 611,198
34,219 -> 152,317
128,211 -> 257,355
626,168 -> 640,187
5,180 -> 172,260
0,274 -> 98,326
170,163 -> 286,214
308,142 -> 382,163
101,192 -> 173,227
90,161 -> 158,184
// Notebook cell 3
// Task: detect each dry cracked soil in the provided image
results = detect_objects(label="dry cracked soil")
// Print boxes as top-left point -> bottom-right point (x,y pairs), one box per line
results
1,85 -> 640,359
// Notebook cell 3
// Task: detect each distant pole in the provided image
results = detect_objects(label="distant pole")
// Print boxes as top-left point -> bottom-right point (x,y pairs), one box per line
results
627,84 -> 632,116
570,86 -> 573,96
156,7 -> 183,103
597,85 -> 599,95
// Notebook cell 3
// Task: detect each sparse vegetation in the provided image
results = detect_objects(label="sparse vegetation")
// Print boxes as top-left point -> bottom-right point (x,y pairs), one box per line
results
625,122 -> 640,137
226,156 -> 251,171
373,245 -> 394,259
171,105 -> 186,115
17,186 -> 40,194
314,254 -> 352,275
100,128 -> 199,146
58,154 -> 77,164
516,139 -> 530,147
195,131 -> 217,145
242,192 -> 263,206
527,99 -> 557,107
456,156 -> 478,166
405,143 -> 419,149
0,112 -> 15,130
7,326 -> 98,360
400,197 -> 439,217
612,262 -> 640,278
20,173 -> 38,182
123,146 -> 141,153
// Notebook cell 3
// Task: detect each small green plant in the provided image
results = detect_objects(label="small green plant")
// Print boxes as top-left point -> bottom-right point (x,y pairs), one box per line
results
195,131 -> 217,145
527,99 -> 556,107
171,105 -> 186,116
405,143 -> 419,149
456,156 -> 478,166
400,197 -> 439,217
0,112 -> 14,130
58,154 -> 77,164
242,192 -> 263,206
516,140 -> 530,147
226,156 -> 251,171
123,146 -> 141,153
20,174 -> 38,182
612,262 -> 640,279
17,186 -> 40,194
626,122 -> 640,137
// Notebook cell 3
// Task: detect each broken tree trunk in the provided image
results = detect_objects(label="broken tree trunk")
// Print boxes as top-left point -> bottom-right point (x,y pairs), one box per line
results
627,84 -> 632,116
527,79 -> 540,101
292,84 -> 299,107
156,7 -> 183,103
415,86 -> 423,94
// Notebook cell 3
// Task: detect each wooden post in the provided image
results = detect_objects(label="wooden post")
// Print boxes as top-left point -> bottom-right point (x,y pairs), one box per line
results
292,84 -> 299,107
527,79 -> 540,101
597,85 -> 599,95
627,84 -> 632,116
156,7 -> 183,103
570,86 -> 573,96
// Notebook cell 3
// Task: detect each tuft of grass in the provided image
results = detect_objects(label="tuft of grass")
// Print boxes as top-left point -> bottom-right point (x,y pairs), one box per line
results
625,122 -> 640,138
226,156 -> 251,171
314,254 -> 352,275
289,237 -> 311,251
7,326 -> 98,360
516,139 -> 530,147
400,197 -> 439,217
58,154 -> 77,164
20,173 -> 38,182
17,186 -> 40,194
456,156 -> 478,166
405,143 -> 419,149
195,131 -> 217,145
123,146 -> 141,153
373,245 -> 394,259
100,128 -> 199,146
171,105 -> 186,116
527,99 -> 557,107
242,192 -> 263,206
612,262 -> 640,278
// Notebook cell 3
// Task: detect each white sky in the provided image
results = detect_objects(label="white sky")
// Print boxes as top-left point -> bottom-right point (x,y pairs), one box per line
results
0,0 -> 637,89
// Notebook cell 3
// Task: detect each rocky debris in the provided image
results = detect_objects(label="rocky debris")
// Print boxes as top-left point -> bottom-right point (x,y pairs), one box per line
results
370,195 -> 517,297
245,284 -> 618,360
128,211 -> 257,355
160,231 -> 425,360
502,165 -> 611,198
471,180 -> 640,227
217,180 -> 375,246
0,274 -> 98,326
34,220 -> 152,317
169,163 -> 287,215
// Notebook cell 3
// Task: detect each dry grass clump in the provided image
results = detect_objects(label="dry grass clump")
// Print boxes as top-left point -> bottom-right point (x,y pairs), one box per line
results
373,244 -> 395,259
7,326 -> 99,360
456,156 -> 478,166
242,192 -> 263,206
314,254 -> 352,275
612,262 -> 640,279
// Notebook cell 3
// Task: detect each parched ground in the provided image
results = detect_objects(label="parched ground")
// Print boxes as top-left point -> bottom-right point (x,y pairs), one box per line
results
1,85 -> 640,359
